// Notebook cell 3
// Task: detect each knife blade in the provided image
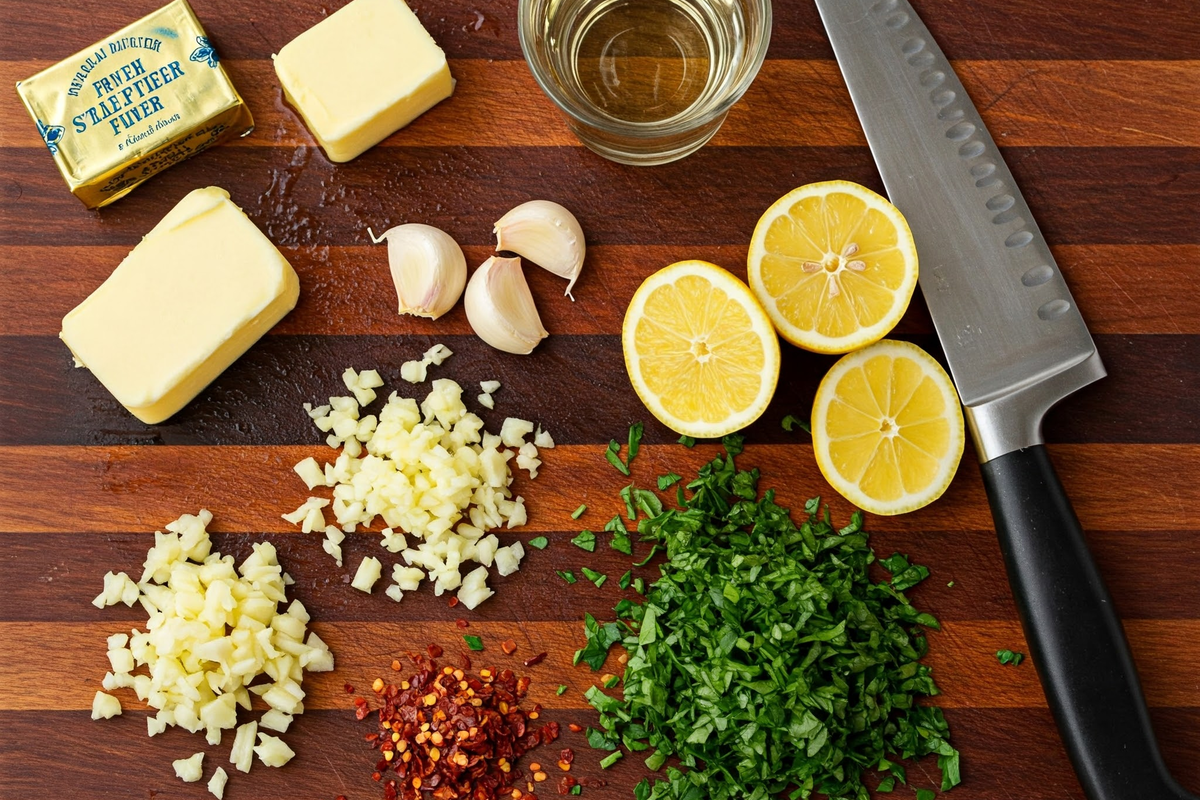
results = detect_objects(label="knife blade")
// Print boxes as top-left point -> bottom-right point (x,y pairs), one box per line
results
813,2 -> 1198,799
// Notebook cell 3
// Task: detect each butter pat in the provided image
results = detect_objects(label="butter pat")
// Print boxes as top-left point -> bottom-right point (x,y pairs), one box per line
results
14,0 -> 253,208
273,0 -> 454,162
61,187 -> 299,424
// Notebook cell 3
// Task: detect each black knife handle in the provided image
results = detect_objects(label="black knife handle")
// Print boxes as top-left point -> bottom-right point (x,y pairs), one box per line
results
981,445 -> 1195,800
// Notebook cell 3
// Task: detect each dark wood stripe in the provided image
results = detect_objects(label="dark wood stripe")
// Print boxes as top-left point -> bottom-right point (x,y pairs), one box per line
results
2,0 -> 1197,61
0,333 -> 1195,446
2,147 -> 1197,247
4,529 -> 1197,623
3,244 -> 1197,337
0,707 -> 1194,799
0,444 -> 1196,535
4,619 -> 1199,711
6,60 -> 1197,149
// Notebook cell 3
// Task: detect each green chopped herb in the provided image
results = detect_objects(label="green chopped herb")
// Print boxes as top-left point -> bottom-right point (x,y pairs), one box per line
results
678,435 -> 695,447
916,790 -> 936,800
610,529 -> 633,555
586,726 -> 619,750
463,635 -> 484,651
577,445 -> 959,800
599,751 -> 623,769
571,530 -> 597,552
570,785 -> 582,795
618,570 -> 633,590
606,439 -> 630,476
619,484 -> 638,520
582,567 -> 607,588
527,536 -> 549,550
876,777 -> 896,793
556,570 -> 577,585
782,414 -> 812,434
574,614 -> 623,669
632,544 -> 659,567
557,684 -> 569,696
657,472 -> 682,491
996,649 -> 1025,666
603,674 -> 621,689
628,422 -> 644,464
947,581 -> 955,588
572,504 -> 588,519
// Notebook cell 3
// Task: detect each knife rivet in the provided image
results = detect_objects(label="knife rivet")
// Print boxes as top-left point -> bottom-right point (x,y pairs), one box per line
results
958,141 -> 985,158
1005,231 -> 1034,248
946,122 -> 976,141
1022,265 -> 1054,287
1037,299 -> 1071,320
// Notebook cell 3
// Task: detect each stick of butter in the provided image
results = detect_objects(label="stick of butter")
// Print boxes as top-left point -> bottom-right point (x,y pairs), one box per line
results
273,0 -> 454,162
60,187 -> 299,425
14,0 -> 253,209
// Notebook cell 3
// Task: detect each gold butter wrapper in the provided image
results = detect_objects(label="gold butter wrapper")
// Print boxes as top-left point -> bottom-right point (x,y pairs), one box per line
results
14,0 -> 253,208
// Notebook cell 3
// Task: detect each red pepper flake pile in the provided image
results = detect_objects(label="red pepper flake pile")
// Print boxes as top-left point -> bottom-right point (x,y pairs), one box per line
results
358,649 -> 561,800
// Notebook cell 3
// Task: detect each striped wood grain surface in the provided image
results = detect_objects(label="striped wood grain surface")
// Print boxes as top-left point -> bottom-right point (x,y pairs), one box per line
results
0,0 -> 1198,798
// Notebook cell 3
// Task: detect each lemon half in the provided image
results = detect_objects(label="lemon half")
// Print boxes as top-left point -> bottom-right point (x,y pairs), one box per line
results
812,339 -> 964,515
623,260 -> 781,438
748,181 -> 919,354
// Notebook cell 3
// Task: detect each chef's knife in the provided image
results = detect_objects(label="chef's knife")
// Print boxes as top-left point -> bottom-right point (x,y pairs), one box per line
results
812,1 -> 1197,798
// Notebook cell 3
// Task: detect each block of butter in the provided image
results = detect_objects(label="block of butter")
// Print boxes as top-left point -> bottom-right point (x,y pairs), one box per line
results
14,0 -> 253,208
273,0 -> 454,162
60,187 -> 299,424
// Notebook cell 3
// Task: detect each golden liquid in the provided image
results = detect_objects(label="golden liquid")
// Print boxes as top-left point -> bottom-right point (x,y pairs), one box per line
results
558,0 -> 732,124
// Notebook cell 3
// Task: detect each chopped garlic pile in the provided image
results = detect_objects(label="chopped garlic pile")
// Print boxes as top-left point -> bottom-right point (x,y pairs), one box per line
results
92,510 -> 332,790
287,360 -> 553,609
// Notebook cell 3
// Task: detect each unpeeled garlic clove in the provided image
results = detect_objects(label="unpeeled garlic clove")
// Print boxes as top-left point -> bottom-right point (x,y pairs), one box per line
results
463,256 -> 548,355
493,200 -> 585,299
370,224 -> 466,320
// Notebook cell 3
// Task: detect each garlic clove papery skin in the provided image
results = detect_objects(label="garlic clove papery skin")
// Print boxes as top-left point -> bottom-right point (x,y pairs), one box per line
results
464,256 -> 549,355
493,200 -> 585,299
371,223 -> 467,320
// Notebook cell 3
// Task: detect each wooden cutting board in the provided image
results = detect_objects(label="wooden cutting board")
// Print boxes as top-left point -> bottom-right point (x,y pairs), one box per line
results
1,0 -> 1197,797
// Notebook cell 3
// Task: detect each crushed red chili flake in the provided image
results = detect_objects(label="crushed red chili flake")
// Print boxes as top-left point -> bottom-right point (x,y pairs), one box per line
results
448,596 -> 460,608
567,724 -> 583,733
359,646 -> 561,800
345,683 -> 356,693
501,639 -> 518,655
559,749 -> 573,765
523,652 -> 547,668
427,643 -> 444,659
557,776 -> 577,795
456,619 -> 469,629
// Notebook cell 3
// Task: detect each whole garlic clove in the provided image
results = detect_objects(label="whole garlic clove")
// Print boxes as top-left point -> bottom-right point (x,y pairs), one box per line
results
493,200 -> 585,299
370,224 -> 466,320
464,256 -> 548,355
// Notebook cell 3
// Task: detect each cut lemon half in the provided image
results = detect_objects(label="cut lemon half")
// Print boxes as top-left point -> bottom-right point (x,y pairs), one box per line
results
623,260 -> 781,438
812,340 -> 964,516
748,180 -> 919,354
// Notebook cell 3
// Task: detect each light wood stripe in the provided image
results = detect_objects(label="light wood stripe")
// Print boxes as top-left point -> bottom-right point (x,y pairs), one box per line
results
2,60 -> 1197,150
2,244 -> 1195,336
3,619 -> 1196,712
0,444 -> 1196,534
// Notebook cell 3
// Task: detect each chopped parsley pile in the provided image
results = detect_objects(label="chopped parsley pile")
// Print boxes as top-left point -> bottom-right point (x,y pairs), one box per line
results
577,435 -> 960,800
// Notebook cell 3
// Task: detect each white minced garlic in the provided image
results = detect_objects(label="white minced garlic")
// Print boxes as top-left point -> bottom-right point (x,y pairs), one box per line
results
92,510 -> 333,789
401,343 -> 454,384
173,752 -> 205,782
208,766 -> 229,799
287,360 -> 550,609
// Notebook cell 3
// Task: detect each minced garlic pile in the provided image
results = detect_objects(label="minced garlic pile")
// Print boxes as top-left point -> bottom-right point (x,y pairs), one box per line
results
92,510 -> 333,796
285,351 -> 553,609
